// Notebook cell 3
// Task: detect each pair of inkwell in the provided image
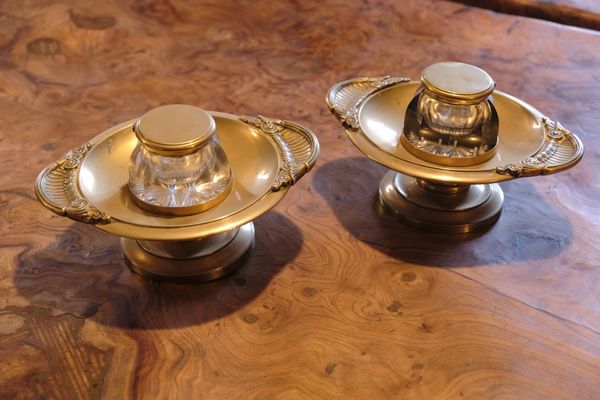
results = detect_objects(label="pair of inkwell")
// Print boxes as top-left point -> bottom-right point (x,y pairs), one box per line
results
35,61 -> 583,282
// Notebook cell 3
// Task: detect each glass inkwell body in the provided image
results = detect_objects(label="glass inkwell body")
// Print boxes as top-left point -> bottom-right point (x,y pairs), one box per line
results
129,104 -> 232,215
402,62 -> 499,166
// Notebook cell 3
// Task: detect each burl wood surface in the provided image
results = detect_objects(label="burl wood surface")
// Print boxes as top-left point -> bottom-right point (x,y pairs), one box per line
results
453,0 -> 600,30
1,0 -> 600,399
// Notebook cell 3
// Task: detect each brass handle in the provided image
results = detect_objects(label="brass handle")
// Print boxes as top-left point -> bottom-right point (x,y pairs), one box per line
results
35,143 -> 112,225
326,76 -> 410,130
240,115 -> 320,191
496,117 -> 584,177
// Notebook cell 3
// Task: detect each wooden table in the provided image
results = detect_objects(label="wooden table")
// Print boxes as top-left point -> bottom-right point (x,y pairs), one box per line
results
453,0 -> 600,30
1,1 -> 600,398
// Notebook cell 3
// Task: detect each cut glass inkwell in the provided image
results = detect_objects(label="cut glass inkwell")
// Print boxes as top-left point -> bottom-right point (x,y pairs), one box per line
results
129,105 -> 232,215
402,62 -> 499,166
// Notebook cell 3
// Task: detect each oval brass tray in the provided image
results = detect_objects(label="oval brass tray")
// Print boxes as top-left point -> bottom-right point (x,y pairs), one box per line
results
35,112 -> 319,241
327,77 -> 583,185
327,76 -> 583,233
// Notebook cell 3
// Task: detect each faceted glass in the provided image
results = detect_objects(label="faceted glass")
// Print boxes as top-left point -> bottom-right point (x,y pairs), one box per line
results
418,91 -> 491,136
129,137 -> 231,210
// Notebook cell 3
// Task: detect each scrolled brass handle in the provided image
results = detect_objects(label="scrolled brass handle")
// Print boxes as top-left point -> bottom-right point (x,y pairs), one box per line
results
34,143 -> 112,225
326,76 -> 410,130
496,117 -> 584,177
240,115 -> 320,191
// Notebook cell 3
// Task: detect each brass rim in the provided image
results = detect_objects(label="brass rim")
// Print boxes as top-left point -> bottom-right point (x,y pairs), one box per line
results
129,179 -> 233,216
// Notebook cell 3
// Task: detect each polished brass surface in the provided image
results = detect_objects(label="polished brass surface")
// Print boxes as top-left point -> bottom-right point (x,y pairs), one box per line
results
416,179 -> 469,195
421,62 -> 495,104
130,179 -> 233,216
327,76 -> 583,232
496,117 -> 581,177
36,112 -> 319,241
122,223 -> 254,282
239,115 -> 320,190
327,78 -> 583,184
138,228 -> 238,259
34,142 -> 113,225
379,172 -> 504,233
394,174 -> 492,211
35,111 -> 319,281
134,104 -> 216,156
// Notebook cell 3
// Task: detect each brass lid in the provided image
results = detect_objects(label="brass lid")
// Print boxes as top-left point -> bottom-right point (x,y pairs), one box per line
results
421,62 -> 495,104
134,104 -> 216,156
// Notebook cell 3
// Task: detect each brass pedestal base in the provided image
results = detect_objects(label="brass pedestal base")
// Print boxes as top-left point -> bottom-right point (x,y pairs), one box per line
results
121,223 -> 255,282
379,172 -> 504,233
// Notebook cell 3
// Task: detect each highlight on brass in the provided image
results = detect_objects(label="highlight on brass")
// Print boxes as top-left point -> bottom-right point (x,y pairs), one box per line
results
326,62 -> 583,233
35,105 -> 320,282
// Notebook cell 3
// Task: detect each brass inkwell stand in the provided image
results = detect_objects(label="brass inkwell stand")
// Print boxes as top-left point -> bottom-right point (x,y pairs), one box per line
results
327,62 -> 583,232
35,105 -> 319,281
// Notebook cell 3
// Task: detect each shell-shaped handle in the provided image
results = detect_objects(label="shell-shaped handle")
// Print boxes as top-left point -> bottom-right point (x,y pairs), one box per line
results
35,143 -> 112,224
496,117 -> 584,177
326,76 -> 410,130
240,115 -> 320,191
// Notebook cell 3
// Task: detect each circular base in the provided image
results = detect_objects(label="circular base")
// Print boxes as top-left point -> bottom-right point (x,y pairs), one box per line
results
121,223 -> 255,282
379,172 -> 503,233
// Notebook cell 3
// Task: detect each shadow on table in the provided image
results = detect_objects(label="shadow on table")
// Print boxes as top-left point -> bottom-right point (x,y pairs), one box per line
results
313,157 -> 573,268
14,211 -> 302,329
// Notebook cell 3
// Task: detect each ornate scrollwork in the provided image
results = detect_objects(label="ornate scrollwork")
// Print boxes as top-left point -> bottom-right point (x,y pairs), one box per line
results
240,115 -> 319,191
35,143 -> 112,225
496,117 -> 578,178
328,76 -> 410,130
63,197 -> 112,225
338,105 -> 360,130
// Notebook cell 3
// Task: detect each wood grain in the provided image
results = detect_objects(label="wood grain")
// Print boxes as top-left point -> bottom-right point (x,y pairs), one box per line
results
452,0 -> 600,31
1,0 -> 600,398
